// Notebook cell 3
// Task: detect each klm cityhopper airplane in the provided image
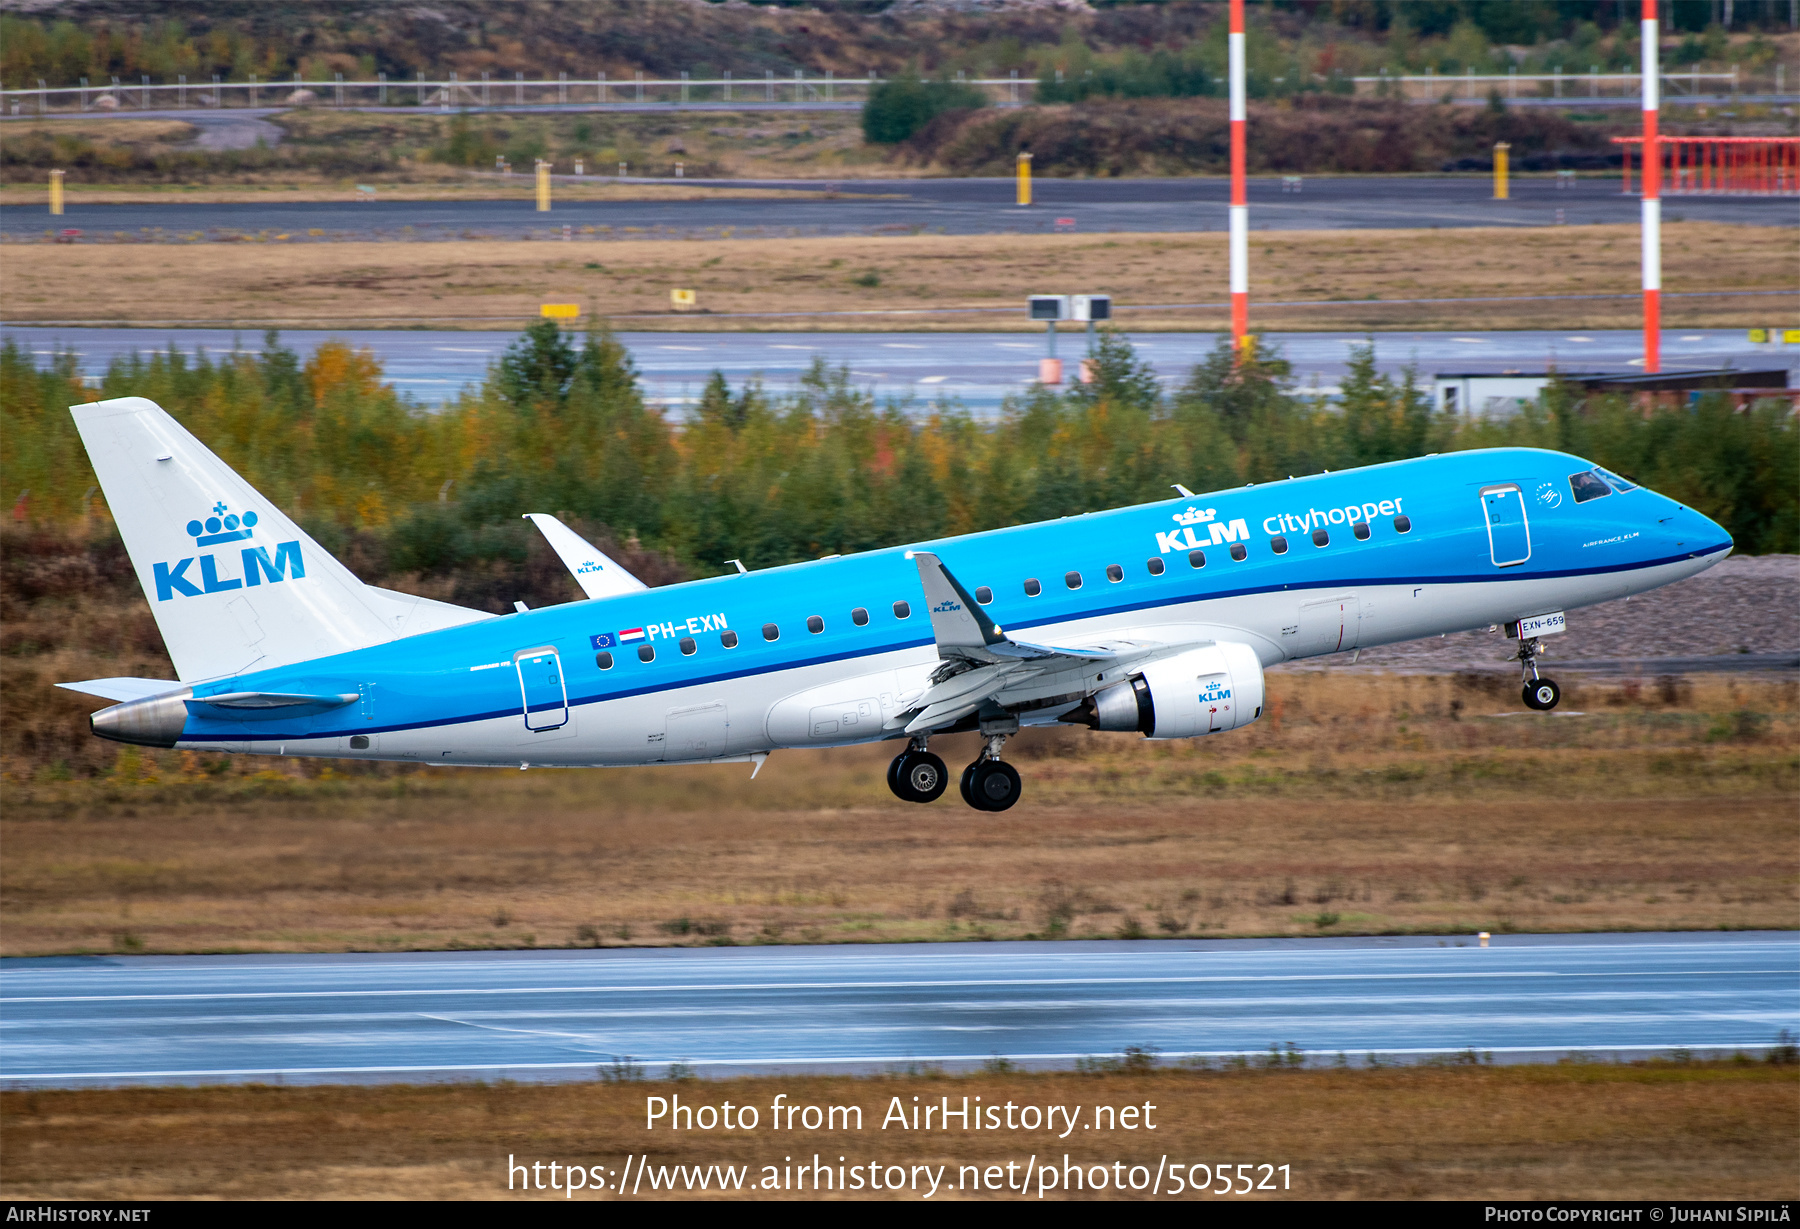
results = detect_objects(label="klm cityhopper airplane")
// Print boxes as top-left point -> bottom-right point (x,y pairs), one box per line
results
62,396 -> 1731,812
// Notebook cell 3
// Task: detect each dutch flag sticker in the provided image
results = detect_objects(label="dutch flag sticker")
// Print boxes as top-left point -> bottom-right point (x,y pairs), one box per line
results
618,628 -> 647,644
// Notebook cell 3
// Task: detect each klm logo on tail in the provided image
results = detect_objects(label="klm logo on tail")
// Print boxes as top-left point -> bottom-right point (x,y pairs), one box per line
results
153,502 -> 304,601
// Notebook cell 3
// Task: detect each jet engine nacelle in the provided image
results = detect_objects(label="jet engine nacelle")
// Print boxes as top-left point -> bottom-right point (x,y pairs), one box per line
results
1072,642 -> 1265,739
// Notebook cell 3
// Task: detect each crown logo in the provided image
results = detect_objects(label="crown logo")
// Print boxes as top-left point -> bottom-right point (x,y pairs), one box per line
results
1172,506 -> 1216,526
186,501 -> 258,547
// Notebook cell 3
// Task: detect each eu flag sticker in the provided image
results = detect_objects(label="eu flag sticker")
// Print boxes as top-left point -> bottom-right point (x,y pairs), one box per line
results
590,632 -> 617,650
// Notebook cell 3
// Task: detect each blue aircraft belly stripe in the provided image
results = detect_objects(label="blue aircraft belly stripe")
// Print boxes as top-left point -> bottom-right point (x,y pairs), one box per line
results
209,541 -> 1728,745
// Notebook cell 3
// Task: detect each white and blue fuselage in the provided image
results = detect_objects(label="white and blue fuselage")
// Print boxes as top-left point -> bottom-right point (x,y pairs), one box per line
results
154,448 -> 1727,771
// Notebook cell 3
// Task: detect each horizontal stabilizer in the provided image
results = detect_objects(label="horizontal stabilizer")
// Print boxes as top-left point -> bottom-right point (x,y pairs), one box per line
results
524,514 -> 648,601
56,677 -> 183,703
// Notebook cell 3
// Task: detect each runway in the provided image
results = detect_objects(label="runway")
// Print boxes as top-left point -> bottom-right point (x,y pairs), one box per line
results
4,175 -> 1788,241
7,324 -> 1791,413
2,933 -> 1793,1087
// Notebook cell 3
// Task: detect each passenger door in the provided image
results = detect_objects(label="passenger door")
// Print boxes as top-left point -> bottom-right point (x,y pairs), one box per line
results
514,646 -> 569,732
1480,485 -> 1532,567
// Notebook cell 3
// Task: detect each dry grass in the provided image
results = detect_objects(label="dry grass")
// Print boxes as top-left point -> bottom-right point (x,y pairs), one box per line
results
3,670 -> 1793,957
1,223 -> 1786,332
2,1063 -> 1794,1200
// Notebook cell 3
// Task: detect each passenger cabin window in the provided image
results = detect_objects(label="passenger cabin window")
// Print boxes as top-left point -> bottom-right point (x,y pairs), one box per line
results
1023,578 -> 1042,597
1188,549 -> 1207,569
762,622 -> 780,641
974,586 -> 993,604
638,644 -> 656,663
807,615 -> 824,634
1313,528 -> 1330,547
721,630 -> 739,649
1065,571 -> 1083,590
1352,521 -> 1371,541
1105,564 -> 1124,582
892,600 -> 911,620
679,637 -> 697,656
1229,543 -> 1248,562
1569,470 -> 1612,503
1146,557 -> 1166,576
596,651 -> 614,670
1270,536 -> 1289,555
851,607 -> 869,627
1393,515 -> 1412,534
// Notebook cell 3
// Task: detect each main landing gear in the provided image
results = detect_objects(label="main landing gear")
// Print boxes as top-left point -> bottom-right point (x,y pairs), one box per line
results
887,733 -> 1022,811
1517,636 -> 1562,711
888,738 -> 949,804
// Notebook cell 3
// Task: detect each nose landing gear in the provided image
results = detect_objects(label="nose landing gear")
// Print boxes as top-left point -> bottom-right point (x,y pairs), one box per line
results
888,738 -> 949,803
959,733 -> 1022,812
1517,636 -> 1562,711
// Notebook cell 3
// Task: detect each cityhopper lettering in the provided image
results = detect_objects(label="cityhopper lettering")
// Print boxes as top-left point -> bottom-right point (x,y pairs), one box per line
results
1262,496 -> 1404,537
152,503 -> 305,601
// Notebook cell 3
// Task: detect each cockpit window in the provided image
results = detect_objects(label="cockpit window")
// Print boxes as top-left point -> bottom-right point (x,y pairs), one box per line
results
1596,467 -> 1637,493
1568,470 -> 1612,503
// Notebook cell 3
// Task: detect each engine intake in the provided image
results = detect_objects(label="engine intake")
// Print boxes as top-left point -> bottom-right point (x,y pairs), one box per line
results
1064,643 -> 1265,740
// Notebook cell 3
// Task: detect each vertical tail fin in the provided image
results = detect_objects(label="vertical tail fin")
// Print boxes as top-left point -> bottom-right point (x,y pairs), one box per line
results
72,396 -> 485,682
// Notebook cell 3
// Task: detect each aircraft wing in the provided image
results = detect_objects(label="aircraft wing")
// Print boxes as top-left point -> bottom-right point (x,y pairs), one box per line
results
897,552 -> 1166,735
524,514 -> 648,600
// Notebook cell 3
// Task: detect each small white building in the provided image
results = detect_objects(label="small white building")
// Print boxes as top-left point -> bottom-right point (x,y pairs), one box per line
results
1433,373 -> 1553,418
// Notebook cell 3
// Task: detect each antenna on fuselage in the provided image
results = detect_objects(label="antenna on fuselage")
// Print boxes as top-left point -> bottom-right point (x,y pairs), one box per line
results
726,559 -> 748,574
1171,483 -> 1196,497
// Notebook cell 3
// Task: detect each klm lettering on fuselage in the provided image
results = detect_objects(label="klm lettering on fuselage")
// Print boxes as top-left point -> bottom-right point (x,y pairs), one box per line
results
1155,493 -> 1407,554
1155,506 -> 1249,554
152,503 -> 304,601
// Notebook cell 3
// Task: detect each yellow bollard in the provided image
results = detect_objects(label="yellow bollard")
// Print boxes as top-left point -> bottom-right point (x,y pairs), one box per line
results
536,160 -> 550,212
1016,151 -> 1032,207
49,168 -> 64,216
1493,142 -> 1510,200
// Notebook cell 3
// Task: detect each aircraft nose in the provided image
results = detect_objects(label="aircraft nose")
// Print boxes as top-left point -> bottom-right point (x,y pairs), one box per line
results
1667,500 -> 1732,558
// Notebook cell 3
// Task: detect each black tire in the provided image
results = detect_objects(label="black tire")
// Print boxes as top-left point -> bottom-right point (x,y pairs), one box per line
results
963,758 -> 1022,812
959,759 -> 982,809
898,751 -> 949,803
1522,678 -> 1561,711
887,752 -> 910,801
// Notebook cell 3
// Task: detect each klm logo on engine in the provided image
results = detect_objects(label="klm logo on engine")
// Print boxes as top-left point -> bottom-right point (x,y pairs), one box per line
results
1155,506 -> 1249,554
1198,681 -> 1233,703
152,501 -> 304,601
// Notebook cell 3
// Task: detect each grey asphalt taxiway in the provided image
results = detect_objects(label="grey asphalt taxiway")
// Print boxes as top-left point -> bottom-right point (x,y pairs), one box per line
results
4,175 -> 1790,242
7,325 -> 1793,414
2,933 -> 1794,1087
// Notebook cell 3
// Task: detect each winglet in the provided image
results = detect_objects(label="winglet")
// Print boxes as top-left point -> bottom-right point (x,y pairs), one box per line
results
523,514 -> 649,600
909,551 -> 1006,654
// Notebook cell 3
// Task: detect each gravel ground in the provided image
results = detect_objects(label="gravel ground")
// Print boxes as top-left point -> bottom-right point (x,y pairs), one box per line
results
1286,554 -> 1800,675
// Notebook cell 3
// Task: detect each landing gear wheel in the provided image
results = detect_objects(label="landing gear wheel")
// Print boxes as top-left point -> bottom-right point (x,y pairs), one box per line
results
1522,677 -> 1562,711
889,750 -> 949,803
959,758 -> 1022,812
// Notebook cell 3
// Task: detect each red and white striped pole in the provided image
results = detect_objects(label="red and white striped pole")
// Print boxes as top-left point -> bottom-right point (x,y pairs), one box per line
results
1641,0 -> 1661,373
1228,0 -> 1249,360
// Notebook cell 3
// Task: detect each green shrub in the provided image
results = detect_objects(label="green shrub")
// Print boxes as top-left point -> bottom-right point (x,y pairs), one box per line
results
861,75 -> 987,145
